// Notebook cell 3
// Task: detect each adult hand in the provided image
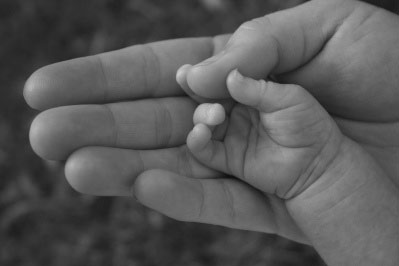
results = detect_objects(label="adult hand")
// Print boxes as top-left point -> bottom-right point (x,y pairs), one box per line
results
24,0 -> 399,245
24,35 -> 309,243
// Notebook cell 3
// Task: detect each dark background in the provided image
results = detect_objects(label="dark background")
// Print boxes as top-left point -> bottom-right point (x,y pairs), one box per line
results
0,1 -> 397,265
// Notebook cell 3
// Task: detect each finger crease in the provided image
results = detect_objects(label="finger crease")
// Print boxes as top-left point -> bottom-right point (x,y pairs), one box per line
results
159,101 -> 173,146
220,180 -> 236,225
178,146 -> 194,178
103,104 -> 118,146
197,180 -> 205,220
241,126 -> 253,181
96,55 -> 109,102
142,45 -> 161,97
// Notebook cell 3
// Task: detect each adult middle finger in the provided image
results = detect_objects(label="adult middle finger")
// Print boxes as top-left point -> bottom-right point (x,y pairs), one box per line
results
30,97 -> 196,160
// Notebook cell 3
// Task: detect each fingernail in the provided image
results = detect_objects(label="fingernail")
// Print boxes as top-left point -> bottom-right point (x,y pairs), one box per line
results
228,68 -> 245,84
233,68 -> 244,79
195,51 -> 226,68
176,64 -> 191,86
176,64 -> 198,98
195,57 -> 215,67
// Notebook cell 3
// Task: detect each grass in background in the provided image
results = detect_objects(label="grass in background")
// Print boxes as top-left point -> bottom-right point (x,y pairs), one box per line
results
0,0 -> 397,265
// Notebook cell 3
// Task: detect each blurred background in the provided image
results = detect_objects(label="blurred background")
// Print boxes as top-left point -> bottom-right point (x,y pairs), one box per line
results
0,0 -> 398,265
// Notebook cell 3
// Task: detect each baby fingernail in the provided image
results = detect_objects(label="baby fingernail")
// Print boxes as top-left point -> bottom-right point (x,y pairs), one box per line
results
227,69 -> 246,87
176,64 -> 191,84
178,64 -> 191,73
195,51 -> 225,67
231,68 -> 244,81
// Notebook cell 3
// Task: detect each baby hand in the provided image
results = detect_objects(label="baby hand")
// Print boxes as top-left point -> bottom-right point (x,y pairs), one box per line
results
187,70 -> 343,199
177,0 -> 399,122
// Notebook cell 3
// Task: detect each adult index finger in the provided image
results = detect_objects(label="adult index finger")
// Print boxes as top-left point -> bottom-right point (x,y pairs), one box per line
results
24,35 -> 230,110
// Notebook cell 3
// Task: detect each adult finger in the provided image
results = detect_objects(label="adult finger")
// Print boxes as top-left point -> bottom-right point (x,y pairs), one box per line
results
186,0 -> 355,98
64,146 -> 219,196
134,169 -> 308,244
24,35 -> 231,110
30,97 -> 196,160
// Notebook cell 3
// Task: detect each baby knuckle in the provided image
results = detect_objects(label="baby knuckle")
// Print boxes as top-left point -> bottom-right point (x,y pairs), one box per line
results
258,79 -> 269,92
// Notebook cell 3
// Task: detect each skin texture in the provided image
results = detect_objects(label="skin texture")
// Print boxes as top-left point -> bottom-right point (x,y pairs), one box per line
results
185,70 -> 399,265
24,0 -> 399,263
187,70 -> 343,199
